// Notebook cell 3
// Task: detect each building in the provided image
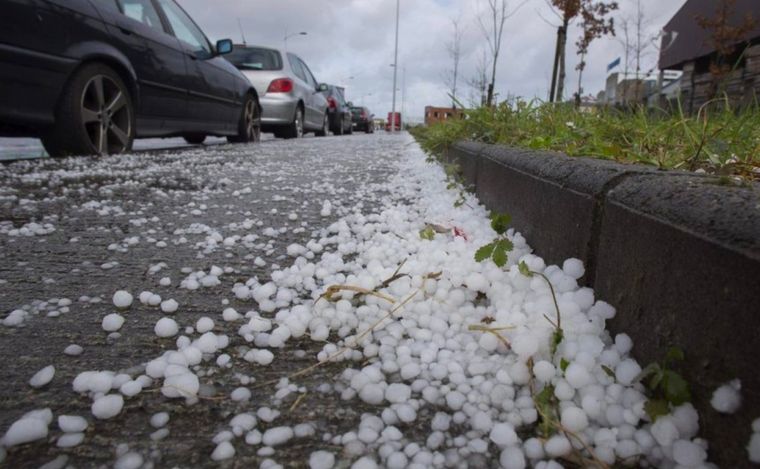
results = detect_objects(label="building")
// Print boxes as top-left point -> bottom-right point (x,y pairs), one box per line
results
659,0 -> 760,112
424,106 -> 464,126
603,71 -> 681,107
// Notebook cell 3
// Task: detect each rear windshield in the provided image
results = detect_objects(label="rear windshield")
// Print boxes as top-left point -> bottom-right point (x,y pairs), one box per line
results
226,47 -> 282,71
351,107 -> 364,115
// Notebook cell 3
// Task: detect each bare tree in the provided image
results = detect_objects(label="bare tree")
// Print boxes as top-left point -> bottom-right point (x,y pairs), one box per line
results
467,48 -> 491,107
477,0 -> 526,107
443,18 -> 464,108
546,0 -> 618,102
615,1 -> 650,105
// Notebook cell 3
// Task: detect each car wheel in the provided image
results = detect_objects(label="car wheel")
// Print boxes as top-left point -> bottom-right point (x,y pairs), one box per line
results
315,113 -> 329,137
346,121 -> 353,135
41,63 -> 134,157
228,94 -> 261,143
336,117 -> 344,136
184,134 -> 206,145
283,106 -> 304,139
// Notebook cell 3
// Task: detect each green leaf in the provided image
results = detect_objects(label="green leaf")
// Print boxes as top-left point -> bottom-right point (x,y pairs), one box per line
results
662,370 -> 691,406
533,385 -> 557,438
644,399 -> 670,422
550,328 -> 564,356
474,243 -> 495,263
665,346 -> 685,365
419,226 -> 435,241
634,362 -> 661,386
454,198 -> 465,208
490,213 -> 512,235
601,365 -> 616,379
560,358 -> 569,373
518,261 -> 533,277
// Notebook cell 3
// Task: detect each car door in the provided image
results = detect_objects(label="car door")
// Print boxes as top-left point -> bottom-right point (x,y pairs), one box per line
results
286,53 -> 314,127
154,0 -> 237,128
297,57 -> 327,127
97,0 -> 188,128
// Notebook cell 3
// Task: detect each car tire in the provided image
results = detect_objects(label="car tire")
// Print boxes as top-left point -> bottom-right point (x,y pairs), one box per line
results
41,63 -> 134,157
315,113 -> 329,137
184,134 -> 206,145
335,116 -> 344,136
346,122 -> 353,135
283,106 -> 304,139
227,93 -> 261,143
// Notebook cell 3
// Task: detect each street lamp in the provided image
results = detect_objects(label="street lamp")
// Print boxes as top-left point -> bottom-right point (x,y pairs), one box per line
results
283,30 -> 307,51
390,0 -> 400,133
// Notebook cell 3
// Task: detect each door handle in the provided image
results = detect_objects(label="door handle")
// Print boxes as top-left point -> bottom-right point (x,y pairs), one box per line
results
118,27 -> 133,35
186,52 -> 198,61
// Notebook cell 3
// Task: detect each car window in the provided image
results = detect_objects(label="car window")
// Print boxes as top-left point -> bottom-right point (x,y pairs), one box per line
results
156,0 -> 212,58
287,53 -> 307,83
227,47 -> 282,71
93,0 -> 120,12
298,58 -> 318,88
117,0 -> 164,33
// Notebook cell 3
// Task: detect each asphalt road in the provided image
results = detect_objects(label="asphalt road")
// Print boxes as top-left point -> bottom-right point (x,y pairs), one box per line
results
0,133 -> 414,468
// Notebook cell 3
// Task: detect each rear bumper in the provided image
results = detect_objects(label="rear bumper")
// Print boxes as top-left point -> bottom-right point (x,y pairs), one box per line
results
260,93 -> 298,126
0,43 -> 76,136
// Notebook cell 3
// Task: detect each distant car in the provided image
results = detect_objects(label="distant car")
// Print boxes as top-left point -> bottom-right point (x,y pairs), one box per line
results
350,106 -> 374,133
386,112 -> 402,132
0,0 -> 261,157
226,45 -> 329,138
324,85 -> 352,135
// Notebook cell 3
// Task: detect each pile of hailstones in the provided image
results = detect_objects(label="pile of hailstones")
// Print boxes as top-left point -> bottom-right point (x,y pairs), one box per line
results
0,143 -> 754,468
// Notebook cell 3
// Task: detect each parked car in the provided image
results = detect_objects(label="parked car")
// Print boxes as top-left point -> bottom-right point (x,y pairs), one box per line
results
226,45 -> 329,138
323,85 -> 352,135
386,112 -> 402,131
350,106 -> 374,133
0,0 -> 261,157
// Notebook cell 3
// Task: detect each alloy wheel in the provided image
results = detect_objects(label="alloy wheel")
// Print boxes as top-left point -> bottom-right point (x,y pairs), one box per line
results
80,75 -> 131,155
245,99 -> 261,142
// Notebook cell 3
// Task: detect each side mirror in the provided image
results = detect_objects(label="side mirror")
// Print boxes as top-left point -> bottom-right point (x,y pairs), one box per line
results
347,101 -> 354,107
216,39 -> 233,56
317,83 -> 328,92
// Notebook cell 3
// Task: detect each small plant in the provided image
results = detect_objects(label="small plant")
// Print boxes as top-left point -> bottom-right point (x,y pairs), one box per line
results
474,213 -> 514,267
637,346 -> 692,421
519,260 -> 563,355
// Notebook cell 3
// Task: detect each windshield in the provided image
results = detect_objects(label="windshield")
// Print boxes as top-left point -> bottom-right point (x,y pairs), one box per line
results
226,47 -> 282,71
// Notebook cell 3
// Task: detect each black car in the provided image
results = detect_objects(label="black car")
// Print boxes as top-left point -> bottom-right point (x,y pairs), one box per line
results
0,0 -> 261,157
324,85 -> 352,135
350,106 -> 374,133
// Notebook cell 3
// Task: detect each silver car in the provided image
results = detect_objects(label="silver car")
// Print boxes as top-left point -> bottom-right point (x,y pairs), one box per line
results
226,45 -> 328,139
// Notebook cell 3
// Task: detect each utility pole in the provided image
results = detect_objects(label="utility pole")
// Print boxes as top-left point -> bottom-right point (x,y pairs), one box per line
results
237,19 -> 247,45
391,0 -> 400,133
401,65 -> 406,127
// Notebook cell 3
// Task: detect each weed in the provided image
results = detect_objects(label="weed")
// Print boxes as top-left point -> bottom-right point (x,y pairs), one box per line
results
636,346 -> 692,421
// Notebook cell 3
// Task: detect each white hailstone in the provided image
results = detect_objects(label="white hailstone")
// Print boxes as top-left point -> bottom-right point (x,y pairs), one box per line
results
114,452 -> 144,469
139,291 -> 152,304
231,387 -> 251,401
1,416 -> 49,446
248,316 -> 272,332
245,430 -> 262,445
29,365 -> 55,388
651,416 -> 680,446
245,349 -> 274,366
490,422 -> 519,447
564,363 -> 591,389
309,451 -> 335,469
222,308 -> 241,321
150,412 -> 170,428
57,432 -> 85,448
400,363 -> 421,380
196,317 -> 215,333
102,313 -> 125,332
710,379 -> 741,414
614,359 -> 642,386
257,407 -> 280,423
386,383 -> 411,404
2,309 -> 28,327
360,385 -> 384,405
120,380 -> 143,397
112,291 -> 133,308
64,344 -> 83,356
479,332 -> 500,352
512,334 -> 539,360
614,334 -> 633,354
465,272 -> 488,292
446,391 -> 466,410
351,457 -> 378,469
58,415 -> 88,433
672,404 -> 700,439
561,407 -> 588,432
162,373 -> 199,399
499,447 -> 527,469
320,200 -> 332,217
672,439 -> 707,466
154,318 -> 179,338
748,433 -> 760,463
159,277 -> 171,286
471,411 -> 493,433
211,441 -> 235,461
544,435 -> 571,458
262,426 -> 294,446
386,452 -> 408,469
562,258 -> 585,280
231,413 -> 257,433
91,394 -> 124,419
160,299 -> 179,313
533,361 -> 555,383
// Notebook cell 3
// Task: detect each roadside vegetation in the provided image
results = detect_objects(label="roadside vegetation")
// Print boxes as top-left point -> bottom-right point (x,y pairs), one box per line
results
411,99 -> 760,181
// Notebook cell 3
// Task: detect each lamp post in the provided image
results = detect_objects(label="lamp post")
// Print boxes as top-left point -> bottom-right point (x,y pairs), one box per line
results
283,30 -> 307,51
390,0 -> 400,133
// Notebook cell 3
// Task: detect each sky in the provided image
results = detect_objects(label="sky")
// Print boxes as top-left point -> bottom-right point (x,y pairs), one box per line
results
179,0 -> 688,123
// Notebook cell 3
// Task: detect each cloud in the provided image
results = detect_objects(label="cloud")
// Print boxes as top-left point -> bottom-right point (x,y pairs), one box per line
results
178,0 -> 687,122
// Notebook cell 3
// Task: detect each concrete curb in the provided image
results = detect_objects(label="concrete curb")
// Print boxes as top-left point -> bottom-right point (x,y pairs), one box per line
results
446,141 -> 760,466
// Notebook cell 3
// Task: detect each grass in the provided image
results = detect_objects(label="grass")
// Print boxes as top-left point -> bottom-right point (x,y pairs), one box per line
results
411,98 -> 760,181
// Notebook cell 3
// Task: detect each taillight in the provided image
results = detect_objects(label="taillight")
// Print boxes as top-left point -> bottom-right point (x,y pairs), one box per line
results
267,78 -> 293,93
327,97 -> 337,109
361,111 -> 367,118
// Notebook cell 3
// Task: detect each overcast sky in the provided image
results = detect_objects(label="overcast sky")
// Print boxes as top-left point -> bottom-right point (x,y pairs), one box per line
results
179,0 -> 687,122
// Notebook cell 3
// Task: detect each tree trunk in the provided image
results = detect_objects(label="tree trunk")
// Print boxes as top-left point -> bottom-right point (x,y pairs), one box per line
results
556,18 -> 569,103
549,25 -> 563,102
487,51 -> 499,107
